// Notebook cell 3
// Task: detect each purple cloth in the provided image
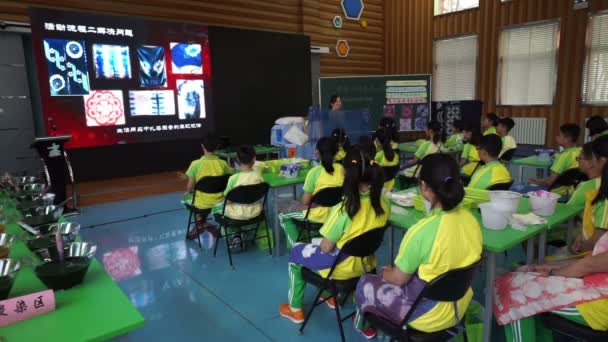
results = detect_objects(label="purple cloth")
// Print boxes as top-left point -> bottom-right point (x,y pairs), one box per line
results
288,242 -> 349,271
355,273 -> 436,326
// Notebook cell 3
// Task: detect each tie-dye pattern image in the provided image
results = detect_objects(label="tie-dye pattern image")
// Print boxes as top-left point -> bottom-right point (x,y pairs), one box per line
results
177,80 -> 205,119
43,39 -> 90,96
137,46 -> 167,87
170,43 -> 202,74
83,90 -> 125,127
129,90 -> 175,116
93,44 -> 132,79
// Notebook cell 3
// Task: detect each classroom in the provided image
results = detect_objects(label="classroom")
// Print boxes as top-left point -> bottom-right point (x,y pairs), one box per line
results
1,0 -> 608,341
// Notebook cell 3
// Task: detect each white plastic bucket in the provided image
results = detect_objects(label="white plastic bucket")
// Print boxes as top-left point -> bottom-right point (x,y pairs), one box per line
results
528,190 -> 560,216
488,191 -> 521,215
479,202 -> 510,230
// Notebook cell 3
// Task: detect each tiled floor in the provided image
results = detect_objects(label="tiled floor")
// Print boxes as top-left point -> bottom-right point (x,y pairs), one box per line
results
76,191 -> 519,342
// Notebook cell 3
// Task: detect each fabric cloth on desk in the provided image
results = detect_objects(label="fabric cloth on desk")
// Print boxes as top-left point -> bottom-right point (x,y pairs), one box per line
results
493,232 -> 608,328
510,213 -> 547,231
468,160 -> 512,190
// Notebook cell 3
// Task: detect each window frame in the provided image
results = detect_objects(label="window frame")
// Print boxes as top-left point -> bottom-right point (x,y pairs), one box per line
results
496,19 -> 561,107
434,0 -> 479,17
581,9 -> 608,106
432,33 -> 480,102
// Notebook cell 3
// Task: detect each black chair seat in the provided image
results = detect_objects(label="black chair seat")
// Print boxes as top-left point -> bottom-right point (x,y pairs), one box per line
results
541,313 -> 608,341
185,204 -> 212,215
213,212 -> 265,227
365,313 -> 461,342
292,219 -> 323,231
301,267 -> 369,292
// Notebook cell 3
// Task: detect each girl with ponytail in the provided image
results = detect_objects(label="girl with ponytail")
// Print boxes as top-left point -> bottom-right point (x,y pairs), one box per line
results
373,128 -> 400,191
278,137 -> 345,249
331,128 -> 350,163
280,144 -> 389,325
379,117 -> 400,150
353,154 -> 482,338
402,120 -> 446,178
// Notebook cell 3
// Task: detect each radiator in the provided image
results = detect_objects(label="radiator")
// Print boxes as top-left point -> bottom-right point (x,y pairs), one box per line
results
511,118 -> 546,146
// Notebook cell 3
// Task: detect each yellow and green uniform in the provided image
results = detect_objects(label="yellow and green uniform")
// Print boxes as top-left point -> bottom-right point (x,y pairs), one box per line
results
567,178 -> 600,209
375,150 -> 399,191
468,160 -> 512,190
279,163 -> 345,248
395,207 -> 482,332
391,140 -> 399,151
403,140 -> 441,177
335,147 -> 346,163
461,143 -> 480,176
287,193 -> 389,309
550,147 -> 581,195
445,133 -> 463,148
500,135 -> 517,158
483,127 -> 497,136
220,170 -> 265,220
186,155 -> 232,209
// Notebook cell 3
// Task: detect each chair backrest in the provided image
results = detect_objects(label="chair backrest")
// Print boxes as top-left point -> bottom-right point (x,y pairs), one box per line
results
401,260 -> 481,325
340,226 -> 386,258
194,175 -> 231,194
311,186 -> 343,208
488,181 -> 514,191
500,148 -> 516,162
549,168 -> 588,190
382,165 -> 400,182
225,182 -> 269,205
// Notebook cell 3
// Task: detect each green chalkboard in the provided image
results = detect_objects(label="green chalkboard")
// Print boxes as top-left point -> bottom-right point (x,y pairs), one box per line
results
319,74 -> 432,131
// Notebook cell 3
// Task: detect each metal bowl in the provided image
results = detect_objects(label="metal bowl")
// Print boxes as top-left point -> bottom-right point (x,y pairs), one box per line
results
26,222 -> 81,251
34,241 -> 96,262
22,183 -> 46,195
34,243 -> 96,291
0,234 -> 15,258
14,176 -> 38,187
0,259 -> 22,299
22,205 -> 64,227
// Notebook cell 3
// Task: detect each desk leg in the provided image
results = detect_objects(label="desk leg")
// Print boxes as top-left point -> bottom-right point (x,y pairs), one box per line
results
483,252 -> 496,342
292,185 -> 297,200
273,187 -> 282,257
518,165 -> 524,184
389,225 -> 394,266
567,218 -> 574,246
526,237 -> 535,265
538,231 -> 547,263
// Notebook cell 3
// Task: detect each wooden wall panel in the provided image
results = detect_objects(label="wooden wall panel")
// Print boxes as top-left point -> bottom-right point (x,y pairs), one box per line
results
0,0 -> 384,76
385,0 -> 608,146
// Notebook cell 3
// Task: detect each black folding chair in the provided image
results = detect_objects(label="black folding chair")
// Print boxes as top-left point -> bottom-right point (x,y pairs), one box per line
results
300,227 -> 387,342
365,260 -> 481,342
293,186 -> 343,243
185,175 -> 231,248
212,182 -> 270,268
549,168 -> 588,192
383,165 -> 401,184
500,148 -> 517,163
540,312 -> 608,342
488,180 -> 514,191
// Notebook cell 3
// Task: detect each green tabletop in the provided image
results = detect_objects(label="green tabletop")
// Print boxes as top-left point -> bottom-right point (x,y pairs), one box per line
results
262,168 -> 310,188
0,221 -> 145,341
389,192 -> 581,253
398,142 -> 463,154
217,145 -> 284,159
512,155 -> 552,167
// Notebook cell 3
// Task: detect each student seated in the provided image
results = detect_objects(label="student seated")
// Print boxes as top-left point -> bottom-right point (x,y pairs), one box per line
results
468,134 -> 512,190
279,144 -> 389,325
402,121 -> 444,178
570,135 -> 608,254
445,119 -> 465,148
353,154 -> 482,339
331,128 -> 350,163
497,155 -> 608,342
497,117 -> 517,158
460,124 -> 482,177
567,142 -> 601,209
482,112 -> 499,136
379,117 -> 399,150
586,115 -> 608,141
278,137 -> 344,248
527,123 -> 581,194
373,128 -> 399,191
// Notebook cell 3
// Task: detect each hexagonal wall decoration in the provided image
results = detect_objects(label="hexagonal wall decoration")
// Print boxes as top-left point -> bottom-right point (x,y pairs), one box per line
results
336,40 -> 349,57
341,0 -> 364,20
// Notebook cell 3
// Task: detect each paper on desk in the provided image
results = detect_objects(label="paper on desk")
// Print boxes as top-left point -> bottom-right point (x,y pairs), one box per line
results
391,205 -> 408,215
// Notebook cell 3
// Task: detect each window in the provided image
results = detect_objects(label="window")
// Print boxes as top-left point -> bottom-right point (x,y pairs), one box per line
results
582,12 -> 608,104
497,21 -> 559,106
434,0 -> 479,16
433,35 -> 478,101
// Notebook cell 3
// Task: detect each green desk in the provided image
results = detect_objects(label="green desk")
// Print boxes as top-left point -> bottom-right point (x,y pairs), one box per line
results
512,156 -> 552,183
217,145 -> 284,165
0,222 -> 145,341
262,168 -> 310,256
398,142 -> 463,165
388,190 -> 581,342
